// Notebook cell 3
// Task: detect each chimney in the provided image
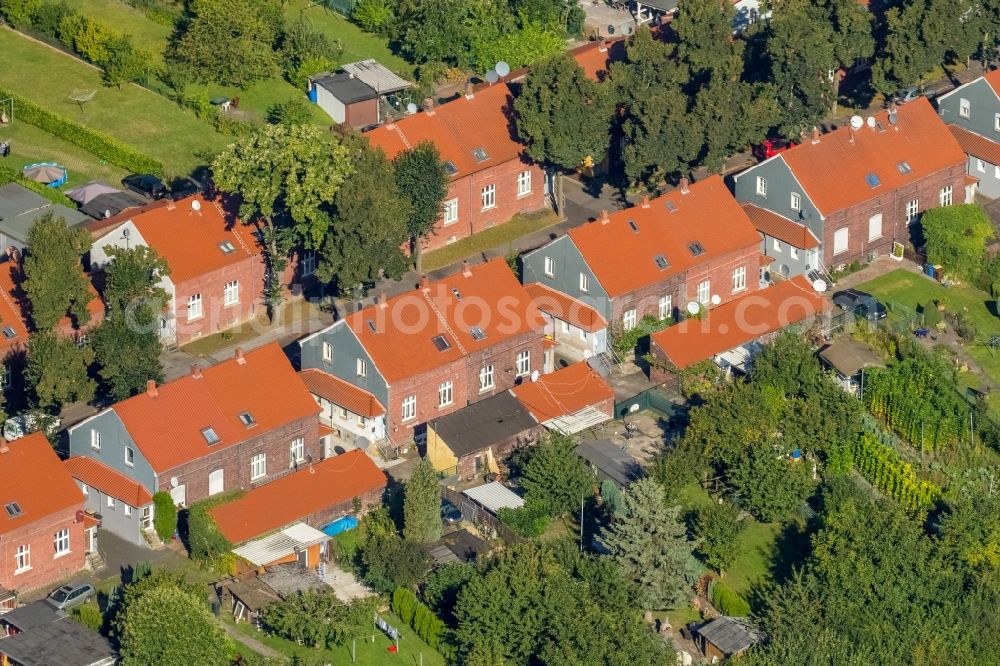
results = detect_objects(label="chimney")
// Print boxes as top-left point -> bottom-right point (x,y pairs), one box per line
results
598,39 -> 608,53
234,347 -> 245,365
191,364 -> 202,379
0,441 -> 8,454
811,126 -> 821,144
376,292 -> 387,307
640,196 -> 650,209
599,209 -> 610,225
419,274 -> 429,289
462,260 -> 471,277
889,101 -> 898,116
679,177 -> 690,194
464,83 -> 475,100
166,199 -> 176,211
422,98 -> 435,115
146,380 -> 158,398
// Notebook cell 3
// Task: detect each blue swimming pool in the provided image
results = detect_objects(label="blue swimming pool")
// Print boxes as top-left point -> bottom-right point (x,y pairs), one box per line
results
321,515 -> 359,537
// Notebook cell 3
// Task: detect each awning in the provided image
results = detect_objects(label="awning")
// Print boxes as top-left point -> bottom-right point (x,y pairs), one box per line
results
542,405 -> 613,434
462,482 -> 525,514
232,523 -> 329,567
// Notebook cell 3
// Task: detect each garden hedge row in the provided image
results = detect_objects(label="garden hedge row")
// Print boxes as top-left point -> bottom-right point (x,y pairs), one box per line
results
0,164 -> 74,205
0,86 -> 164,176
709,580 -> 751,617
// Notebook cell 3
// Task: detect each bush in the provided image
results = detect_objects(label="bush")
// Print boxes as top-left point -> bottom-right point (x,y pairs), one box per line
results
71,602 -> 103,631
0,0 -> 41,29
497,497 -> 551,538
392,587 -> 417,625
0,165 -> 74,205
0,87 -> 164,175
709,580 -> 751,616
267,97 -> 312,126
352,0 -> 393,34
945,310 -> 977,343
184,491 -> 241,567
921,301 -> 943,328
62,14 -> 117,62
393,587 -> 447,652
152,492 -> 177,541
30,0 -> 73,36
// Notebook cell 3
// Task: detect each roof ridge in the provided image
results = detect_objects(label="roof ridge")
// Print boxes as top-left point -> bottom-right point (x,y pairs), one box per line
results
422,288 -> 468,355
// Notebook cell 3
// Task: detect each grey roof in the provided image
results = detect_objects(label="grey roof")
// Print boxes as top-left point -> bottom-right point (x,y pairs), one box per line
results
341,60 -> 411,94
0,601 -> 63,632
696,617 -> 757,657
436,528 -> 491,562
429,392 -> 538,458
575,439 -> 643,487
314,72 -> 378,104
223,576 -> 282,611
79,191 -> 147,220
0,616 -> 115,666
463,482 -> 525,513
818,339 -> 885,377
0,183 -> 88,243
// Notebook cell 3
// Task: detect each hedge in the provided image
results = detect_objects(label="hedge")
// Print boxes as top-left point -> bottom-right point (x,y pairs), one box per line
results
152,491 -> 177,541
391,587 -> 448,652
0,164 -> 74,205
0,86 -> 164,176
709,580 -> 751,617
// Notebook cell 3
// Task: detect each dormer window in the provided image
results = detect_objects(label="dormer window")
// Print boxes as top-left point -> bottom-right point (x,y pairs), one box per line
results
4,502 -> 21,518
688,242 -> 705,256
432,335 -> 451,351
201,427 -> 220,444
239,412 -> 255,427
470,327 -> 486,341
472,148 -> 488,162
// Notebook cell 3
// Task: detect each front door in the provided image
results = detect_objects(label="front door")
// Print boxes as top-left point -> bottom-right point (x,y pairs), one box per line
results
87,527 -> 98,553
208,469 -> 224,496
140,505 -> 153,530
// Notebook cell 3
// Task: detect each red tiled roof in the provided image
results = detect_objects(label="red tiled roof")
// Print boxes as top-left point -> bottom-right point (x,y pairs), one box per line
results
511,362 -> 614,422
112,342 -> 320,472
741,204 -> 820,250
571,38 -> 627,82
339,258 -> 545,383
567,176 -> 760,298
91,195 -> 259,283
984,68 -> 1000,98
523,282 -> 608,333
948,124 -> 1000,166
0,433 -> 83,536
299,369 -> 385,417
365,83 -> 524,179
210,449 -> 387,544
64,456 -> 152,507
777,98 -> 966,216
651,276 -> 832,369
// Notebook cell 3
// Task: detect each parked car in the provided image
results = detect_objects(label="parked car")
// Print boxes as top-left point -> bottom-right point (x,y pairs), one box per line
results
122,173 -> 167,200
893,86 -> 929,104
3,411 -> 60,442
441,500 -> 463,525
169,177 -> 203,200
753,138 -> 795,162
832,289 -> 887,320
45,583 -> 95,610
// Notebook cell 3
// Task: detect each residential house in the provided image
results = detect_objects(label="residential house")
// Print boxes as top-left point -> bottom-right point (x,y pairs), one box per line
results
649,276 -> 831,374
732,98 -> 969,274
511,361 -> 615,434
0,183 -> 88,253
936,69 -> 1000,198
298,258 -> 548,448
66,343 -> 321,507
521,175 -> 763,358
523,282 -> 608,362
365,83 -> 547,252
64,456 -> 154,548
298,368 -> 386,458
0,433 -> 89,595
425,391 -> 543,479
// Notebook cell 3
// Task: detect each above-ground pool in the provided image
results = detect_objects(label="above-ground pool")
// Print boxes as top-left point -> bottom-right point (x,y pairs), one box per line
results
322,515 -> 359,537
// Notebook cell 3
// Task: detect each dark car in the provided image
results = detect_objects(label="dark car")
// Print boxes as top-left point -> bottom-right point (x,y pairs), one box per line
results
832,289 -> 887,320
46,582 -> 96,610
441,500 -> 463,525
122,173 -> 167,200
893,86 -> 929,104
169,177 -> 203,200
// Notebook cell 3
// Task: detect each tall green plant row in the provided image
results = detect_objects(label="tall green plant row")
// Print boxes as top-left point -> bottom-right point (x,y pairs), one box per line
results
851,434 -> 941,512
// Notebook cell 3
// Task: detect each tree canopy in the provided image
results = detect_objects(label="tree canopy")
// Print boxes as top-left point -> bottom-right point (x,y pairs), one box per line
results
922,204 -> 994,281
516,433 -> 596,516
25,330 -> 95,409
403,457 -> 443,543
23,213 -> 93,331
393,141 -> 449,271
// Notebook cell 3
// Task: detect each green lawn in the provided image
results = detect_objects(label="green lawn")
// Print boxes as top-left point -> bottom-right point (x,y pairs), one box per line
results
0,121 -> 128,187
422,210 -> 560,272
184,78 -> 330,125
63,0 -> 172,62
0,27 -> 229,176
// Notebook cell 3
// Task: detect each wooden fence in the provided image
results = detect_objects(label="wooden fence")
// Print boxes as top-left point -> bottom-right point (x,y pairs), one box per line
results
440,486 -> 524,545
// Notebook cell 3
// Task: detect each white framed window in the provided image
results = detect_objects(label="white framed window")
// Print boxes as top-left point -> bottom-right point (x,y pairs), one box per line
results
208,469 -> 224,496
697,280 -> 711,304
559,320 -> 570,334
579,273 -> 589,292
356,358 -> 367,378
107,496 -> 116,510
622,309 -> 637,330
906,199 -> 919,224
517,170 -> 531,197
290,437 -> 305,465
995,113 -> 1000,132
322,341 -> 333,362
939,185 -> 953,207
443,198 -> 458,225
125,446 -> 135,467
338,406 -> 348,420
223,280 -> 239,306
481,184 -> 496,210
251,453 -> 267,481
732,266 -> 747,292
187,293 -> 203,321
80,483 -> 88,497
438,380 -> 453,407
301,250 -> 316,277
790,247 -> 799,259
995,165 -> 1000,179
868,213 -> 883,241
790,192 -> 801,211
516,350 -> 531,376
14,545 -> 29,573
658,295 -> 672,320
543,256 -> 555,277
53,529 -> 69,557
580,329 -> 589,341
756,176 -> 767,197
90,429 -> 101,451
401,395 -> 416,422
125,505 -> 132,517
479,365 -> 494,391
834,227 -> 849,254
357,414 -> 366,427
959,98 -> 970,118
977,159 -> 986,173
773,238 -> 782,252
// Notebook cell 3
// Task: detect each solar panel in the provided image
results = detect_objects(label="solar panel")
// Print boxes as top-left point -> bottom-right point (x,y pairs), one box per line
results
865,172 -> 881,188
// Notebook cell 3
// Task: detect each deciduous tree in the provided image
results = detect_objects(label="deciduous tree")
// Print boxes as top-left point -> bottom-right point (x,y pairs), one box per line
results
693,500 -> 745,574
25,330 -> 95,409
23,213 -> 93,331
393,142 -> 448,272
517,432 -> 595,516
922,204 -> 993,281
403,457 -> 442,543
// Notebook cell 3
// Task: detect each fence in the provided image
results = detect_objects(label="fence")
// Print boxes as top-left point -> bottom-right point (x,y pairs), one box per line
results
440,486 -> 524,545
613,387 -> 679,420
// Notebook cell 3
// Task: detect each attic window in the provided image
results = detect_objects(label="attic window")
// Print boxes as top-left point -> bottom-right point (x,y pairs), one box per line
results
1,326 -> 15,340
451,288 -> 462,300
865,172 -> 881,188
665,200 -> 677,212
218,241 -> 236,254
367,320 -> 377,333
875,121 -> 886,132
472,148 -> 489,162
470,326 -> 487,341
431,335 -> 451,352
4,502 -> 21,518
201,427 -> 220,445
654,255 -> 669,269
688,242 -> 705,256
239,412 -> 255,427
897,161 -> 912,174
443,161 -> 458,175
627,219 -> 639,233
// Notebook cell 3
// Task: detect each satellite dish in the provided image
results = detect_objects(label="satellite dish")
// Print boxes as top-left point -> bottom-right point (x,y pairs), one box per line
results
356,435 -> 371,451
495,61 -> 510,77
406,102 -> 418,114
849,115 -> 864,130
122,227 -> 130,238
812,279 -> 828,293
191,199 -> 202,212
582,349 -> 592,359
686,301 -> 700,315
169,476 -> 179,489
629,403 -> 640,413
530,369 -> 540,382
485,70 -> 499,84
710,294 -> 721,306
866,116 -> 876,128
104,209 -> 111,219
888,111 -> 898,126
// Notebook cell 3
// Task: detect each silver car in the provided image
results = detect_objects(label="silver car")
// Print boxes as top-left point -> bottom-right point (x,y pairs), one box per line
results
46,583 -> 96,611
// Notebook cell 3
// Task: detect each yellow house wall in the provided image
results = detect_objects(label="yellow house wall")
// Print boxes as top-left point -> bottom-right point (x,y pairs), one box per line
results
426,425 -> 458,472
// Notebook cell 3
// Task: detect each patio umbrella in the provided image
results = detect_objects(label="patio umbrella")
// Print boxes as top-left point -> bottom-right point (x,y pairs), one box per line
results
66,180 -> 119,205
22,164 -> 65,185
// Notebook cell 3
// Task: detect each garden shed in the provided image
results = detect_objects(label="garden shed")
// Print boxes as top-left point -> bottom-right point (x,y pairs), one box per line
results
575,439 -> 642,488
462,482 -> 525,515
694,616 -> 759,662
